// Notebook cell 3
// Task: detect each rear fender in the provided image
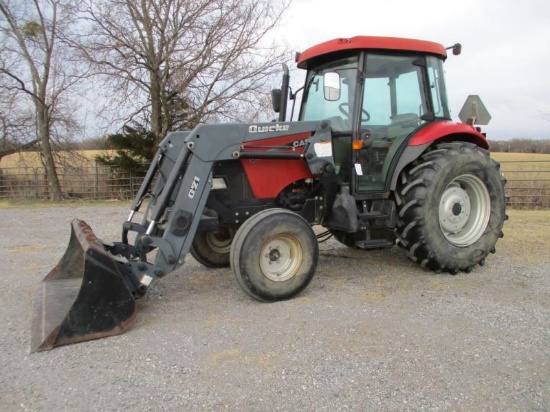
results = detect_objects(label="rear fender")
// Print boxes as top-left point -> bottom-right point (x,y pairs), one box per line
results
409,121 -> 489,149
389,122 -> 490,190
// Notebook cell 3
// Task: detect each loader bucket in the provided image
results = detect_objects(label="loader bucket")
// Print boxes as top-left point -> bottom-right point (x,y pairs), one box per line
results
31,219 -> 136,352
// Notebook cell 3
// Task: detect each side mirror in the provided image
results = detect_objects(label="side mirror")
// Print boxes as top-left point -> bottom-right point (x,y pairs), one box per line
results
446,43 -> 462,56
271,89 -> 282,113
452,43 -> 462,56
324,72 -> 340,101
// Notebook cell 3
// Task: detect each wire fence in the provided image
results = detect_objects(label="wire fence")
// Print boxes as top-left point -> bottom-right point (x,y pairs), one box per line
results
0,160 -> 549,208
0,163 -> 146,200
499,160 -> 550,208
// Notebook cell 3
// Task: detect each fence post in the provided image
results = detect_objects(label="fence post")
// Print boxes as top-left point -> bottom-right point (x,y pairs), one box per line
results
34,168 -> 39,198
94,161 -> 99,200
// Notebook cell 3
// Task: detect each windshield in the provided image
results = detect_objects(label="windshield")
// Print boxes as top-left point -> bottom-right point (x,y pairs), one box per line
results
300,56 -> 359,132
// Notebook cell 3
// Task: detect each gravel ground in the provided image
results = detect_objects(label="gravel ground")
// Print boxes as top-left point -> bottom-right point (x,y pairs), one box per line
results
0,204 -> 548,411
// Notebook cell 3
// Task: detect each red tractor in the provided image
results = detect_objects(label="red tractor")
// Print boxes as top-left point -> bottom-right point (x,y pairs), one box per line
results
32,36 -> 506,351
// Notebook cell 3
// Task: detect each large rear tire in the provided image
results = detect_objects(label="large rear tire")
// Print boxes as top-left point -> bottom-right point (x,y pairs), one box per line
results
190,227 -> 234,268
395,142 -> 506,273
230,208 -> 319,302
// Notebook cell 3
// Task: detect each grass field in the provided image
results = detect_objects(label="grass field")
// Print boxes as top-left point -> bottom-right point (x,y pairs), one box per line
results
493,151 -> 550,165
0,150 -> 111,169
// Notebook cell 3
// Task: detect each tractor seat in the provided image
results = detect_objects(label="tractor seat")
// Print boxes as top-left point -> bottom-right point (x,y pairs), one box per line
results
387,113 -> 420,140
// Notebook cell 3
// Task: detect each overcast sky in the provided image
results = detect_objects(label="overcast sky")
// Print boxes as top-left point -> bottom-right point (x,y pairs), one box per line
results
276,0 -> 550,140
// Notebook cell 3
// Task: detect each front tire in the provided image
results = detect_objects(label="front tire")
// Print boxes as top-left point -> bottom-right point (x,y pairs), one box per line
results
230,208 -> 319,302
395,142 -> 506,273
190,226 -> 234,268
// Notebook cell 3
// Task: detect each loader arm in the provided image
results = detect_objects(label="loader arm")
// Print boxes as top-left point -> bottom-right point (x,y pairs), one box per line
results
121,120 -> 335,285
32,119 -> 335,351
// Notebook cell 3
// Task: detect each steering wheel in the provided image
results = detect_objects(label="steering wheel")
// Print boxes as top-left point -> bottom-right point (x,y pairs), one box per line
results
338,103 -> 371,122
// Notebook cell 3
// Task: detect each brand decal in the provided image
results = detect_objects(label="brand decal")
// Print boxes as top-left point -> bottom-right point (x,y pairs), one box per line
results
188,176 -> 200,199
249,124 -> 290,133
291,139 -> 308,148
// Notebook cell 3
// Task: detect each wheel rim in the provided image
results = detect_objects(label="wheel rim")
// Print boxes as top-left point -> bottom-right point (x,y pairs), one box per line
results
206,228 -> 234,254
439,174 -> 491,246
259,235 -> 302,282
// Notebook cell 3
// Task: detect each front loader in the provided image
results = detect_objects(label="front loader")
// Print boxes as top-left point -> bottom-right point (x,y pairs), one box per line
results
32,36 -> 507,352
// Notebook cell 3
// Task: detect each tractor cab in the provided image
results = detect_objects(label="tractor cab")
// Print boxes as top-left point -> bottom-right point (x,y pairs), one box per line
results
294,36 -> 452,194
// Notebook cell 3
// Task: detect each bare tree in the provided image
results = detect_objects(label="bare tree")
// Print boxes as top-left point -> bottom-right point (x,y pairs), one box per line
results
0,0 -> 83,200
0,92 -> 35,147
78,0 -> 290,145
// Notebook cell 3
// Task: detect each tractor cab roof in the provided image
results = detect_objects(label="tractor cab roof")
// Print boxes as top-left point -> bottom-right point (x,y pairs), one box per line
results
296,36 -> 447,69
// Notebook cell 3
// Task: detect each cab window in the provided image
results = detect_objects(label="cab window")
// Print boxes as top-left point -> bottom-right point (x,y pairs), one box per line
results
300,56 -> 359,132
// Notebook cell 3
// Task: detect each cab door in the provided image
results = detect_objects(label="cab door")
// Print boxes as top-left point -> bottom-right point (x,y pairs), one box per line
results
354,54 -> 429,192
